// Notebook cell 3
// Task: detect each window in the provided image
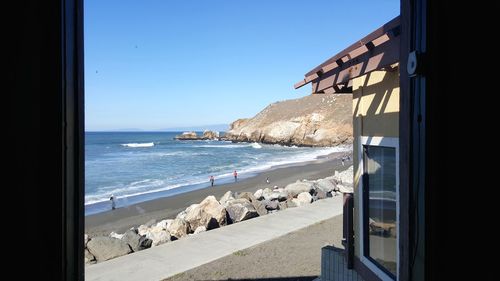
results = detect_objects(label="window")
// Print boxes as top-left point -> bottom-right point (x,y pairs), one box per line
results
363,144 -> 397,279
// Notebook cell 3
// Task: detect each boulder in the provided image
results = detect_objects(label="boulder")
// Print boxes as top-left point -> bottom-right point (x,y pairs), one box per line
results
225,198 -> 259,223
262,200 -> 279,210
138,225 -> 149,236
185,196 -> 227,230
122,229 -> 152,251
315,190 -> 327,200
168,218 -> 190,239
219,191 -> 235,206
278,201 -> 288,210
194,226 -> 207,234
254,189 -> 264,200
286,199 -> 298,208
174,131 -> 198,140
202,130 -> 219,139
84,249 -> 96,264
109,232 -> 124,239
337,184 -> 354,193
315,178 -> 337,193
277,191 -> 289,202
262,188 -> 273,200
176,211 -> 187,220
264,192 -> 280,201
292,192 -> 313,206
86,237 -> 132,262
146,227 -> 171,246
237,192 -> 257,202
284,181 -> 315,197
155,219 -> 174,230
251,199 -> 268,216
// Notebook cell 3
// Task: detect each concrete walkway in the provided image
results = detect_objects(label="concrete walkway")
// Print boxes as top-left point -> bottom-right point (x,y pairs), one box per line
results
86,196 -> 343,281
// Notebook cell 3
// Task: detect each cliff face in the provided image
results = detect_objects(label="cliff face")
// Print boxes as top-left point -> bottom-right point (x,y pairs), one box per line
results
224,94 -> 352,147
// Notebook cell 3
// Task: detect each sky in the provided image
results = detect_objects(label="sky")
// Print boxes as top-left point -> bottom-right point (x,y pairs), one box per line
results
84,0 -> 399,131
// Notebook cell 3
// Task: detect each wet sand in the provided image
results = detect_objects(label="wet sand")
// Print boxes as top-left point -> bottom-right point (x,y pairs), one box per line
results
85,151 -> 352,237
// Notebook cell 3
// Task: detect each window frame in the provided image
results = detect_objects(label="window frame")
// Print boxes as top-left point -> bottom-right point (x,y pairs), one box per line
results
358,136 -> 400,281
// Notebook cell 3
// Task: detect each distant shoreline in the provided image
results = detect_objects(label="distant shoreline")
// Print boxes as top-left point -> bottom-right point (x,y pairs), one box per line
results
85,151 -> 352,237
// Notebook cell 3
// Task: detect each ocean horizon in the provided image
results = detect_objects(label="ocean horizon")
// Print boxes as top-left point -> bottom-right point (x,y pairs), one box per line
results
85,131 -> 349,215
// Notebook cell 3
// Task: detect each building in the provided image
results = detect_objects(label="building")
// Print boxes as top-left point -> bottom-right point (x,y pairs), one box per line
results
294,14 -> 429,281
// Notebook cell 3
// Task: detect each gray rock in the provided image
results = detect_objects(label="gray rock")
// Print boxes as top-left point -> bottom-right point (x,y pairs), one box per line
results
263,200 -> 279,210
315,178 -> 337,193
84,249 -> 96,264
237,192 -> 257,202
185,196 -> 227,230
292,192 -> 313,206
252,199 -> 268,216
202,130 -> 219,140
264,192 -> 280,201
286,199 -> 297,208
254,189 -> 264,200
146,227 -> 171,246
109,232 -> 124,239
174,131 -> 198,140
277,191 -> 289,201
86,237 -> 132,262
225,198 -> 259,223
315,190 -> 327,200
168,218 -> 190,239
176,211 -> 187,220
194,226 -> 207,234
155,219 -> 174,230
278,201 -> 288,210
122,229 -> 152,251
219,191 -> 235,205
337,184 -> 354,193
284,181 -> 315,197
137,225 -> 149,236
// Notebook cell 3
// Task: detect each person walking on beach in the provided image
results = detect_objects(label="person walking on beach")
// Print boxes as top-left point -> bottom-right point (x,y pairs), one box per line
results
110,194 -> 116,210
233,170 -> 238,182
266,176 -> 270,184
210,175 -> 215,187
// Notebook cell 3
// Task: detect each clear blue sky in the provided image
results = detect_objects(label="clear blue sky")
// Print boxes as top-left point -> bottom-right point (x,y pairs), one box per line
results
85,0 -> 399,131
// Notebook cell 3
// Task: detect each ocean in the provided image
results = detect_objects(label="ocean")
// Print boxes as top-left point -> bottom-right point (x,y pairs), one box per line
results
85,132 -> 349,215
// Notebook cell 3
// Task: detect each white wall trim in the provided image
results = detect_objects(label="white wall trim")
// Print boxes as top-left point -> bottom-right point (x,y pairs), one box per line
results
357,136 -> 400,281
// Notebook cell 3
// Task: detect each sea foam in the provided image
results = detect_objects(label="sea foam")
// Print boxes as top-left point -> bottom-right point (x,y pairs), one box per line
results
121,142 -> 155,148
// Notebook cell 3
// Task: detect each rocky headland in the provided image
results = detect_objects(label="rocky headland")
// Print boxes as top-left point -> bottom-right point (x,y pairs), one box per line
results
223,94 -> 352,147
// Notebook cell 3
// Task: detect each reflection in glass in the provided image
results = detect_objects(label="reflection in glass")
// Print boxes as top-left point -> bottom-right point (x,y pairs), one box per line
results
364,145 -> 397,278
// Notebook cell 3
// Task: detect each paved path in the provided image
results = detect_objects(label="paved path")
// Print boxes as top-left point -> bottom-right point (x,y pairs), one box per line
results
86,196 -> 343,281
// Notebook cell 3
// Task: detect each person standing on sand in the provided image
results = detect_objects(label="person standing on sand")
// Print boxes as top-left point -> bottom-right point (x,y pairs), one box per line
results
110,194 -> 116,210
233,170 -> 238,182
266,177 -> 270,184
210,175 -> 215,187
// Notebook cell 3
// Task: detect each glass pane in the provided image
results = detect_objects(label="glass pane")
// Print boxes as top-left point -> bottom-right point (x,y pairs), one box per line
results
364,145 -> 397,277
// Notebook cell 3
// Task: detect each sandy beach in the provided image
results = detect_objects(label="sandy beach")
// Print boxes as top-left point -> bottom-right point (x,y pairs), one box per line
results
85,151 -> 352,237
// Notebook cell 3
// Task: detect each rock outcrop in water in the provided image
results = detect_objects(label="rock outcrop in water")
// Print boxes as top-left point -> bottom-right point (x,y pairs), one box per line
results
223,94 -> 352,147
174,130 -> 220,140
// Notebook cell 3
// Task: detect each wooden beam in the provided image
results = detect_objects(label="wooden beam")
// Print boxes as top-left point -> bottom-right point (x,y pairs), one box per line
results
312,35 -> 400,93
305,16 -> 400,77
